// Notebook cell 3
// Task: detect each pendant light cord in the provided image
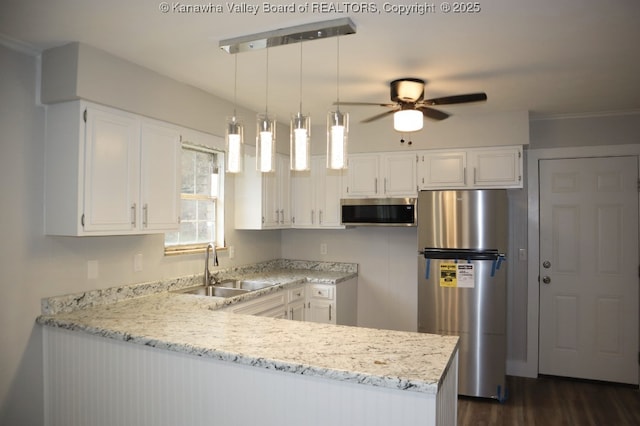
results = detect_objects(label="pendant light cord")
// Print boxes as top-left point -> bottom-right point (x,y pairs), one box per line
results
336,36 -> 341,112
233,54 -> 238,118
299,40 -> 303,114
264,48 -> 269,115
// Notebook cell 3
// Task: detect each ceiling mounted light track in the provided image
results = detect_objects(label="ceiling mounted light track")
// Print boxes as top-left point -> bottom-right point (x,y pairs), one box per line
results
219,17 -> 356,54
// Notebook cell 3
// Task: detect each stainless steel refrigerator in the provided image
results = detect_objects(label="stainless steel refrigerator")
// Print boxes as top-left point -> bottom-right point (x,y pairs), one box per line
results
417,189 -> 508,401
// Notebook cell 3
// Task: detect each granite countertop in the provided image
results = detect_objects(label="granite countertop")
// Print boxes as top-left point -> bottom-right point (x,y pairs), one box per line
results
37,259 -> 459,396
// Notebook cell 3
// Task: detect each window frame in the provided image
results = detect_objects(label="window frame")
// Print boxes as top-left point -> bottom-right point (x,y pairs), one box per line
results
164,142 -> 225,256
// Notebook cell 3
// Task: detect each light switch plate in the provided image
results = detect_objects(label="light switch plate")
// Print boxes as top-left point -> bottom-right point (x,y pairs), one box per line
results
518,248 -> 527,261
320,243 -> 327,255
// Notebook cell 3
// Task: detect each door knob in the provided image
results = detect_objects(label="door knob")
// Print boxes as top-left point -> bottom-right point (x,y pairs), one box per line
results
542,276 -> 551,284
542,260 -> 551,269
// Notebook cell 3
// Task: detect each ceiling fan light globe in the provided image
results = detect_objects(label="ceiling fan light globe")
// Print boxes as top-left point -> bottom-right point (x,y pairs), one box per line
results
394,109 -> 423,132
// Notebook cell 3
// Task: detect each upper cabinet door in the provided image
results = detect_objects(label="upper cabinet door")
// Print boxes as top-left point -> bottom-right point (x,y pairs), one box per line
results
83,106 -> 140,232
291,168 -> 314,227
318,159 -> 344,227
343,154 -> 379,197
418,151 -> 467,189
468,146 -> 522,188
382,153 -> 417,196
140,120 -> 181,231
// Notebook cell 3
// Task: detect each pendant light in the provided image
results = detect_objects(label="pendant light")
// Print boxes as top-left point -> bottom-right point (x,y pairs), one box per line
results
327,36 -> 348,170
225,54 -> 244,173
256,48 -> 276,173
290,40 -> 310,171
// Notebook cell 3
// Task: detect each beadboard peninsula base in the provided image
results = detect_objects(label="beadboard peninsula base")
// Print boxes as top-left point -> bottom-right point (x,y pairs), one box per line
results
43,327 -> 458,426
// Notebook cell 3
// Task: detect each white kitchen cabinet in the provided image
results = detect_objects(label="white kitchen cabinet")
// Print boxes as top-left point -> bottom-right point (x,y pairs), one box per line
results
224,291 -> 288,318
417,150 -> 467,189
263,154 -> 291,228
45,101 -> 181,236
306,278 -> 358,326
291,155 -> 344,229
343,153 -> 417,198
418,145 -> 523,189
235,149 -> 291,230
223,285 -> 306,320
222,278 -> 356,324
139,121 -> 182,230
467,146 -> 522,188
287,285 -> 306,321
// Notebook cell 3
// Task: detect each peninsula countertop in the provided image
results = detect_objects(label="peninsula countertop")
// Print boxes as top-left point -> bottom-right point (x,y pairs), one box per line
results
37,260 -> 459,395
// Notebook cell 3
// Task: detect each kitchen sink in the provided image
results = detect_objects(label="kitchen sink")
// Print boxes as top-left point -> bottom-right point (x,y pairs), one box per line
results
175,285 -> 249,298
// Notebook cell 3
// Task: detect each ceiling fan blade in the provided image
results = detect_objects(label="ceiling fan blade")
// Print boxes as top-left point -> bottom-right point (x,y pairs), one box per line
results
424,92 -> 487,105
361,109 -> 397,123
418,106 -> 450,121
334,101 -> 397,107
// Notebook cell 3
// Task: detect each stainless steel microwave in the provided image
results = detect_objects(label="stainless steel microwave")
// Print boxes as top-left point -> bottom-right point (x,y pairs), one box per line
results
340,198 -> 417,226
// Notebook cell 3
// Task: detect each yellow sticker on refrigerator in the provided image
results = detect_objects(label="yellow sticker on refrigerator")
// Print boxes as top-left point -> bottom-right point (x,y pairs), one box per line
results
439,263 -> 475,288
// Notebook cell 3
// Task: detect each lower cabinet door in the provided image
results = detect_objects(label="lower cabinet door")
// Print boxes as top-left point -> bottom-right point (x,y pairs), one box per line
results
308,301 -> 336,325
289,300 -> 306,321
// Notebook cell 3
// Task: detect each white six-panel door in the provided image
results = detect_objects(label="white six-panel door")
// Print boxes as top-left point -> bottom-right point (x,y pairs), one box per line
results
539,156 -> 639,384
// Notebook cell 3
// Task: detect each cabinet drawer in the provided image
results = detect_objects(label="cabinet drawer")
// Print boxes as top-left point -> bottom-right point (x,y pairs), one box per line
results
288,286 -> 306,303
308,284 -> 334,301
228,292 -> 286,316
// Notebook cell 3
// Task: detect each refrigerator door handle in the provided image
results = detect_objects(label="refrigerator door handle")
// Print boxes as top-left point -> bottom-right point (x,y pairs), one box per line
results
419,248 -> 505,261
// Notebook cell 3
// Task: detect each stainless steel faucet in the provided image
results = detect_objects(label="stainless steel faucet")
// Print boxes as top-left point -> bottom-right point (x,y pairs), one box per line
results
203,243 -> 218,286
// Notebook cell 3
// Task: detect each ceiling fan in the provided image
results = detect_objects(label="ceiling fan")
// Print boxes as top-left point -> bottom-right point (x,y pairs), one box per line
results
335,78 -> 487,132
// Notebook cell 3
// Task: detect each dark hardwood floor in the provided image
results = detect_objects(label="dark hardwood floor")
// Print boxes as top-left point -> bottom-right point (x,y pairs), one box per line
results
457,375 -> 640,426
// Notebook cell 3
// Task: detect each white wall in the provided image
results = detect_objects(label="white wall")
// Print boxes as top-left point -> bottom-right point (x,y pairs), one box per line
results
0,43 -> 281,425
530,111 -> 640,149
282,228 -> 418,331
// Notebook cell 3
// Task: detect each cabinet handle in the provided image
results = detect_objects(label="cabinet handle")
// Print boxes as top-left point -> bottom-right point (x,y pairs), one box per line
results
131,203 -> 136,227
143,203 -> 148,227
290,308 -> 293,318
463,167 -> 467,185
308,301 -> 310,309
311,210 -> 315,225
329,304 -> 332,321
285,310 -> 288,318
280,209 -> 285,224
473,168 -> 477,185
276,209 -> 279,223
374,177 -> 378,194
384,178 -> 387,194
319,210 -> 323,225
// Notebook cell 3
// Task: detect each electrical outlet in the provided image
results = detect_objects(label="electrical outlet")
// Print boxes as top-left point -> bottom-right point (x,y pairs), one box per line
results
320,243 -> 327,255
134,253 -> 143,272
229,246 -> 235,259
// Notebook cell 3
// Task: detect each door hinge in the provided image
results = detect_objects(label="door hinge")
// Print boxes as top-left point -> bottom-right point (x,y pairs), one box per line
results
83,109 -> 87,123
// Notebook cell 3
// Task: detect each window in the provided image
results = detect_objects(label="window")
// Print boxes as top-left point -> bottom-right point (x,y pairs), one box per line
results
165,144 -> 224,254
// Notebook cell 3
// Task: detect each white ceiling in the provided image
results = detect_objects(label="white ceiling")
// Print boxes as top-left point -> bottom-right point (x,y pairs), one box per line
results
2,0 -> 640,126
